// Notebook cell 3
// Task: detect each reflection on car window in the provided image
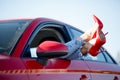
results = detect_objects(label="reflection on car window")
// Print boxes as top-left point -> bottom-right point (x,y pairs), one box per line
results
0,20 -> 32,54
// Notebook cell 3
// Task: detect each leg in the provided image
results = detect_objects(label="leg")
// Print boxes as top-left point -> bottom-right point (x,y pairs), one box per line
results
80,29 -> 106,56
78,15 -> 106,56
80,15 -> 103,42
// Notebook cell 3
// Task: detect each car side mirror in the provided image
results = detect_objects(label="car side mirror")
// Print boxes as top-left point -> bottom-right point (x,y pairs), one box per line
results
36,41 -> 68,59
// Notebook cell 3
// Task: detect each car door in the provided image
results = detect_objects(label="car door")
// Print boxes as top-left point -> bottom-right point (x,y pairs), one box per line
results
22,22 -> 91,80
0,54 -> 28,80
83,50 -> 120,80
69,26 -> 120,80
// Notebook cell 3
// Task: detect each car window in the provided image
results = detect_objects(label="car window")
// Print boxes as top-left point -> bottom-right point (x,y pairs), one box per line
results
82,51 -> 106,62
30,27 -> 65,58
0,20 -> 32,54
69,27 -> 83,39
69,27 -> 107,62
103,51 -> 116,64
23,24 -> 69,58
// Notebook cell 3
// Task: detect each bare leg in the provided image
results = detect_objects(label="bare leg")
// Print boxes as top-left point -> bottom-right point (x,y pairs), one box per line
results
78,15 -> 103,42
81,29 -> 106,56
77,15 -> 105,56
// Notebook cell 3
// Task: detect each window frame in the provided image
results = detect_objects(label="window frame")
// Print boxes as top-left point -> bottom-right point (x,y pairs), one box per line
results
21,22 -> 71,58
102,48 -> 117,64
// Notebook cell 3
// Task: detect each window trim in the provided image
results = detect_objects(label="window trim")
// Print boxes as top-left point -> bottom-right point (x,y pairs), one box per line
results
102,49 -> 117,64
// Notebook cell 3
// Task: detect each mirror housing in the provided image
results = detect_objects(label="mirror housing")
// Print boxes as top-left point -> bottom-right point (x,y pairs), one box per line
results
36,41 -> 68,59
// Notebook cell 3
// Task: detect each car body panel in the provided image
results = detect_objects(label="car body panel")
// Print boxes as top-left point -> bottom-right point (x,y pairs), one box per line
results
26,60 -> 91,80
85,60 -> 120,80
0,54 -> 28,80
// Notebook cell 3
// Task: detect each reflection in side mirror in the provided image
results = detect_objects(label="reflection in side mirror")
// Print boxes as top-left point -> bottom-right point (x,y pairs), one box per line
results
36,41 -> 68,59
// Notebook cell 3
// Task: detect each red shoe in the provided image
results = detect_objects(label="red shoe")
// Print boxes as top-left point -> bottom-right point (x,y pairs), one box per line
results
83,15 -> 103,41
88,29 -> 106,56
93,15 -> 103,30
92,15 -> 103,38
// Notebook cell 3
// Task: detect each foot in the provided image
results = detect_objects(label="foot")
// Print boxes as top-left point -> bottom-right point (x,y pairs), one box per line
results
81,15 -> 103,42
88,29 -> 106,56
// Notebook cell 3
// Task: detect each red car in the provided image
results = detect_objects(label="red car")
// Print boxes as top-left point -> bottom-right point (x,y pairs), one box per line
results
0,17 -> 120,80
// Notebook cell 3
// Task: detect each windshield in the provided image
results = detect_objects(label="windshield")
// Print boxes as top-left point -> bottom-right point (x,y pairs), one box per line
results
0,19 -> 32,54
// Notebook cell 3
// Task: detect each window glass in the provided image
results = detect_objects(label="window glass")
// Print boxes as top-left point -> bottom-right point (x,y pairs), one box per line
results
103,51 -> 115,64
70,27 -> 83,39
0,20 -> 32,54
83,52 -> 106,62
70,28 -> 107,62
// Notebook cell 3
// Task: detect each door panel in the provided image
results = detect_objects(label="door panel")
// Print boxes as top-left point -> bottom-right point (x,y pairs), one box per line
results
0,55 -> 28,80
29,73 -> 89,80
22,59 -> 44,69
85,61 -> 120,80
23,59 -> 91,80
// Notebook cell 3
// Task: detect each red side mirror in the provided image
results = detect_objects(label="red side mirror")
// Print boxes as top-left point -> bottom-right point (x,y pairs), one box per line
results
36,41 -> 68,58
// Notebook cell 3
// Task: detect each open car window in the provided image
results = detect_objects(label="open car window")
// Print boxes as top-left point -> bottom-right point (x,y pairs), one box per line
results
30,27 -> 65,58
69,27 -> 117,64
21,23 -> 70,58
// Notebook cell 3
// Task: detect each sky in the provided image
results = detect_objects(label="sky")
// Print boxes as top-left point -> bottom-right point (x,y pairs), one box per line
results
0,0 -> 120,59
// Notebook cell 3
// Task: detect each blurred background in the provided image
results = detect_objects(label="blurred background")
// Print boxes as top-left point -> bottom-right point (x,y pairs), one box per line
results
0,0 -> 120,63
